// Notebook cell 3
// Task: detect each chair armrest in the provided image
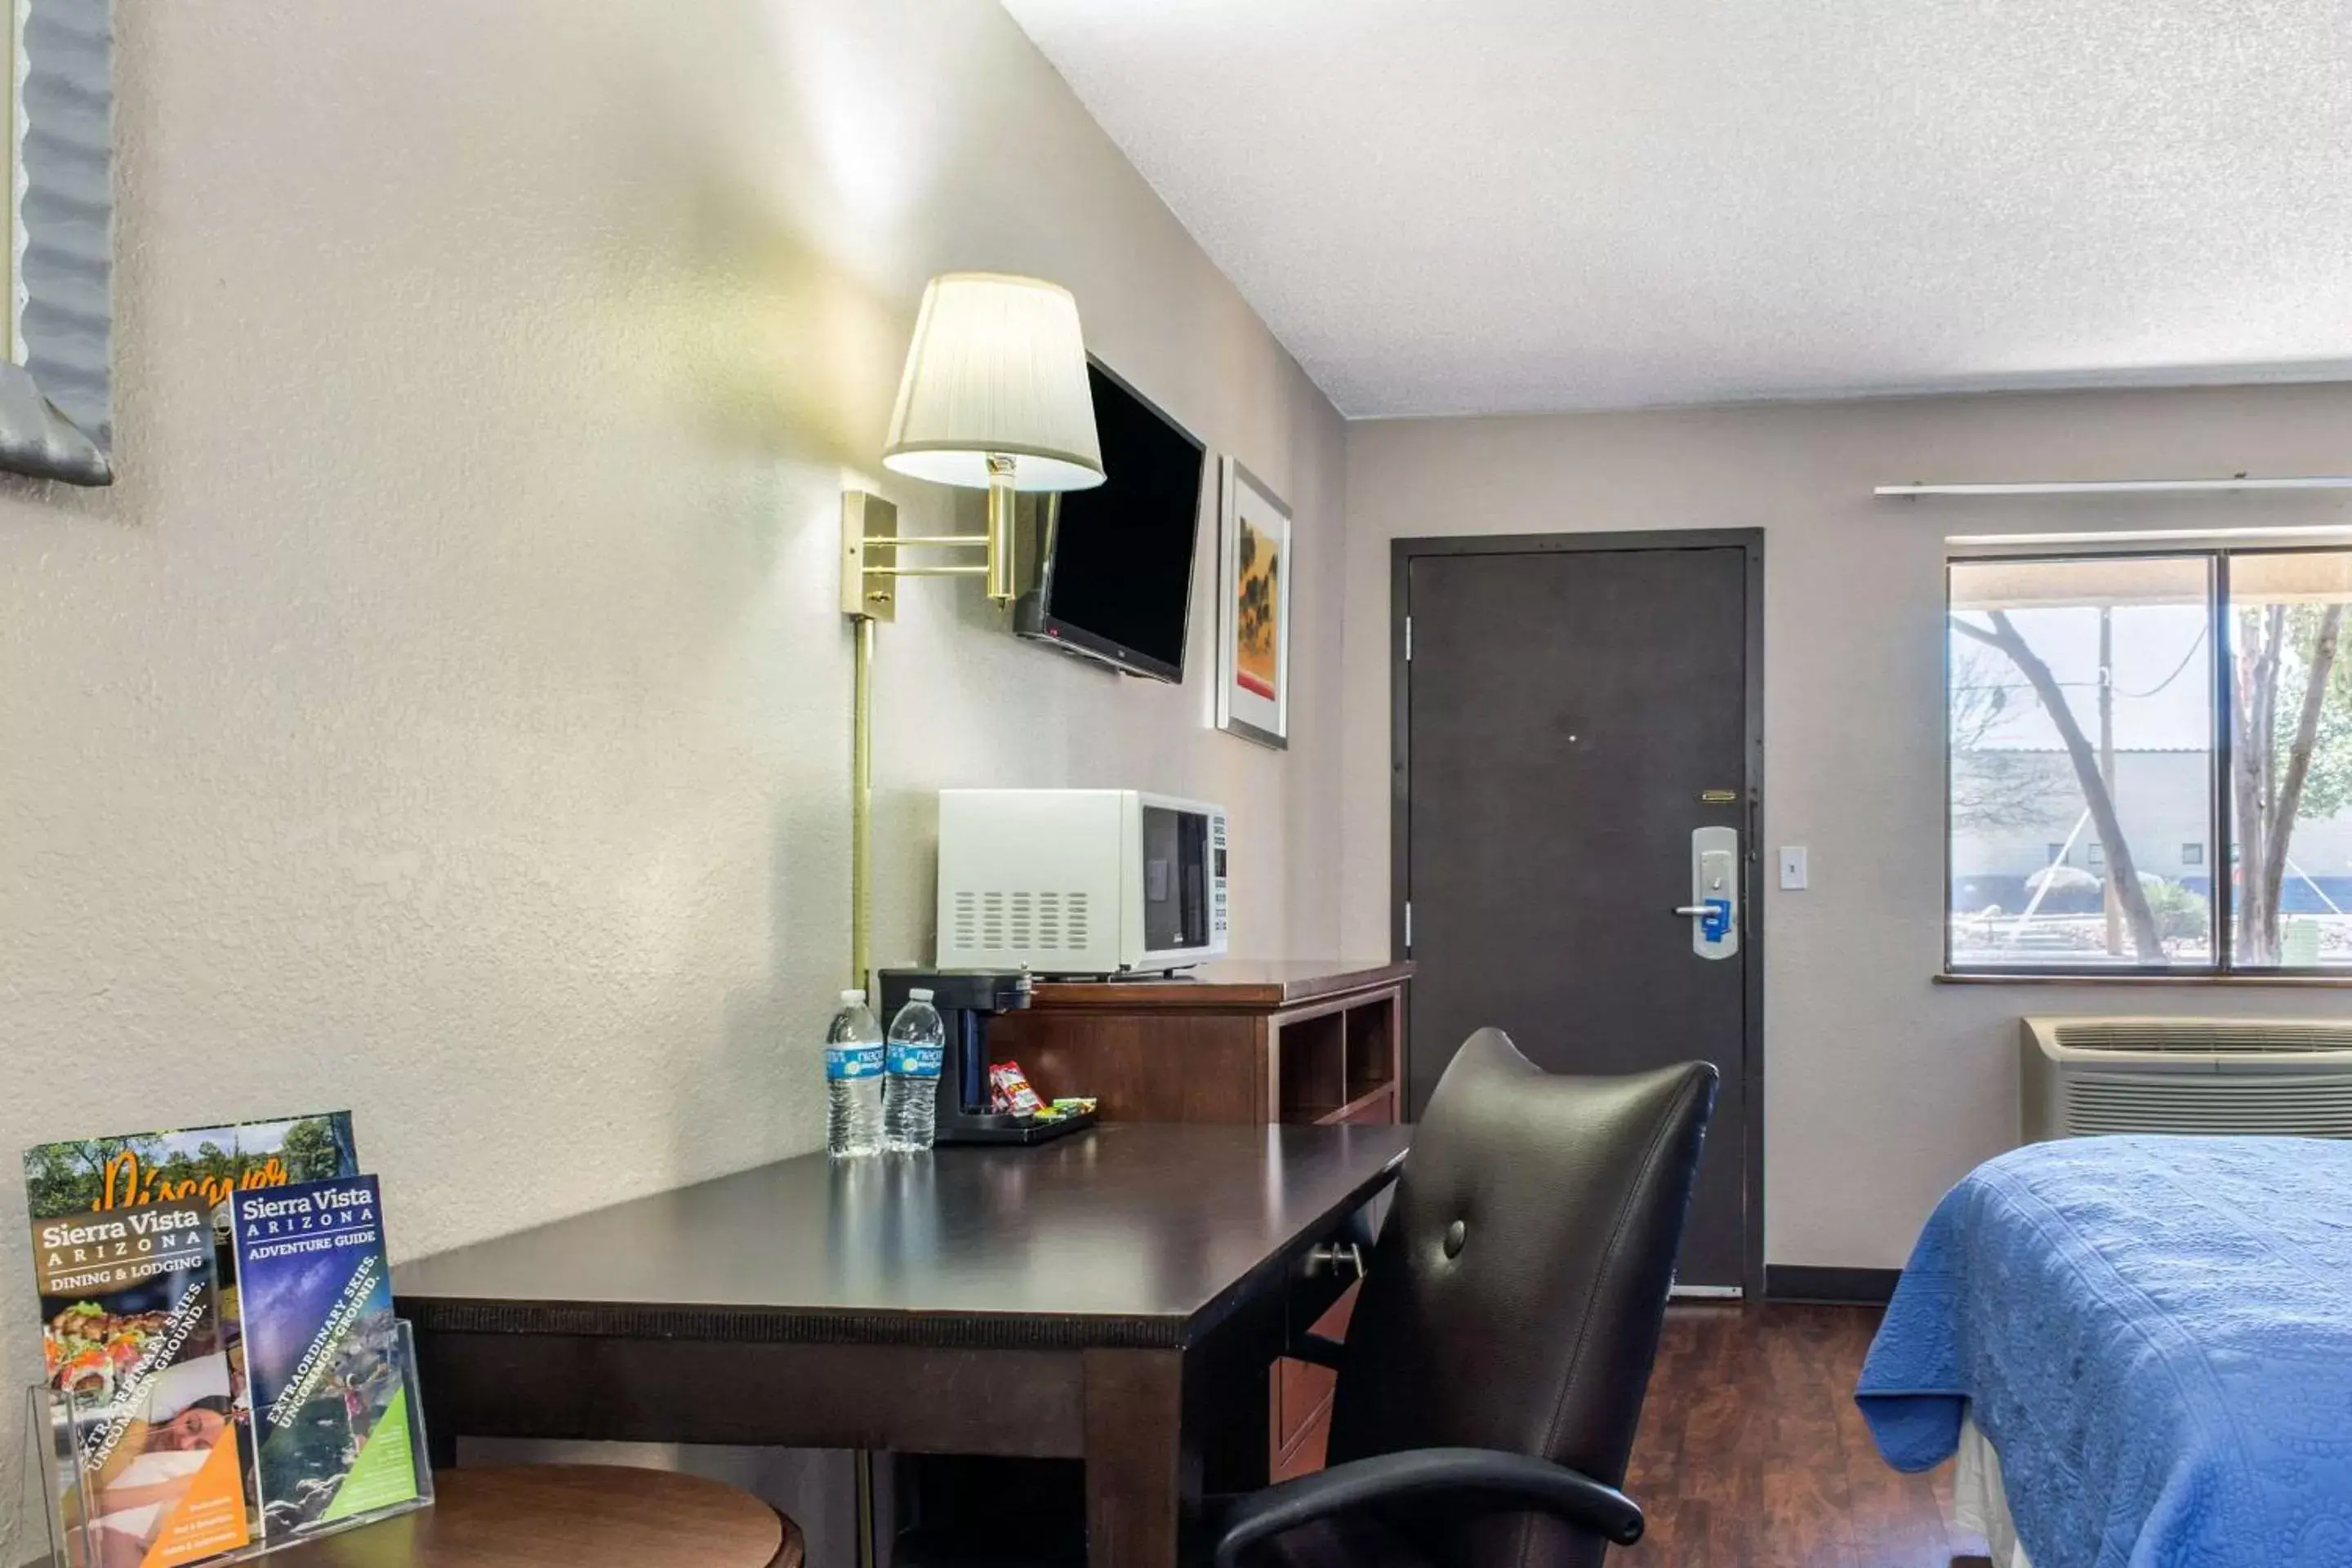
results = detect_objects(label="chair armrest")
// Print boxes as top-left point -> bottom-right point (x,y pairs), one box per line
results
1208,1447 -> 1642,1568
1286,1332 -> 1347,1370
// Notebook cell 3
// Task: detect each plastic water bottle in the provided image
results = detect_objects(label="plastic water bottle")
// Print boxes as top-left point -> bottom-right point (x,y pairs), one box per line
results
825,990 -> 884,1157
882,989 -> 947,1153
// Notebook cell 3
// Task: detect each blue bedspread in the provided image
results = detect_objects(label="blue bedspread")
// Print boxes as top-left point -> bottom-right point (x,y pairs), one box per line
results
1857,1136 -> 2352,1568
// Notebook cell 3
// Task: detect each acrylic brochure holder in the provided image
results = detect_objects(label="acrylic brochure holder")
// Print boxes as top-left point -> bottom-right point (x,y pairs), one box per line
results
24,1319 -> 435,1568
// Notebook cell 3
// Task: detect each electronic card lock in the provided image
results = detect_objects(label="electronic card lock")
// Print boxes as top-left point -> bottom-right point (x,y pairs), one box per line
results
1673,826 -> 1740,960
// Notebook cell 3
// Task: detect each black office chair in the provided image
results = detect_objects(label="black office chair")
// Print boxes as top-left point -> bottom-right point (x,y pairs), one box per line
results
1209,1029 -> 1717,1568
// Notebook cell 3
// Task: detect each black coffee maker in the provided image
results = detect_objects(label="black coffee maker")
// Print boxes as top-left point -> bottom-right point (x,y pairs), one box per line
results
875,968 -> 1097,1146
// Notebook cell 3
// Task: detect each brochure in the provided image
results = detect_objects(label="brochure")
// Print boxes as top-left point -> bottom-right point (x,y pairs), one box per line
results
24,1113 -> 362,1223
229,1174 -> 418,1533
33,1196 -> 252,1568
23,1112 -> 362,1551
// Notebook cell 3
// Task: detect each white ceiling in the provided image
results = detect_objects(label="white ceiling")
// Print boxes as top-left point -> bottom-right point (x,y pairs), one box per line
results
1000,0 -> 2352,419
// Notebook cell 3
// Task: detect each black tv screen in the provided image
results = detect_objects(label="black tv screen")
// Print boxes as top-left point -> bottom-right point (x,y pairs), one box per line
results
1016,360 -> 1205,683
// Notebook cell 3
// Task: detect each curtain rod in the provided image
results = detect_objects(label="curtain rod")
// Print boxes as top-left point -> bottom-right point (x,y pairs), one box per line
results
1878,475 -> 2352,497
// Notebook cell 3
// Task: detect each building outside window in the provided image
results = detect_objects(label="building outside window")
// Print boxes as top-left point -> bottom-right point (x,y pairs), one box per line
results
1948,550 -> 2352,974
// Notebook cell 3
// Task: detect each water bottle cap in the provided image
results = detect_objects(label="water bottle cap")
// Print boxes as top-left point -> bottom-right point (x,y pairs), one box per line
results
910,988 -> 934,1002
840,988 -> 866,1004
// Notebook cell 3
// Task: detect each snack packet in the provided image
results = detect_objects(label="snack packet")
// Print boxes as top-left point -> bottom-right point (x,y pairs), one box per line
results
988,1061 -> 1049,1119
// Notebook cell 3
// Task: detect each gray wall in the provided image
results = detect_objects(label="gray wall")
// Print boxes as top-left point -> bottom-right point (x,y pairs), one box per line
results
0,0 -> 1345,1555
1342,382 -> 2352,1273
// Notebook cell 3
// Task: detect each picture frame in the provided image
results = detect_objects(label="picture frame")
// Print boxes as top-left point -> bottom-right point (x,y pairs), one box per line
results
1216,456 -> 1291,750
0,0 -> 114,485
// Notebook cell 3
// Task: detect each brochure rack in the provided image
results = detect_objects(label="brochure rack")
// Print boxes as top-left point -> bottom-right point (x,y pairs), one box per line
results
25,1319 -> 434,1568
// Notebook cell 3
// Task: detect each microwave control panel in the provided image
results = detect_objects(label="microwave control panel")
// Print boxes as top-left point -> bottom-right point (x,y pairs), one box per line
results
1211,812 -> 1229,944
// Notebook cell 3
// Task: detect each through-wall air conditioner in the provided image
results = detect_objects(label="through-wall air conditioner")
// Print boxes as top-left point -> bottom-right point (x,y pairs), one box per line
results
2022,1017 -> 2352,1141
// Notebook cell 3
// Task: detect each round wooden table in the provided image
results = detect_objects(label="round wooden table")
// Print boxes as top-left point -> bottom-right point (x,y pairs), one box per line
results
272,1465 -> 804,1568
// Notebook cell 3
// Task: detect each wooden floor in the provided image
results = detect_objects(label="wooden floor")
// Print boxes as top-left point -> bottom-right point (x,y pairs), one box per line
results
1622,1303 -> 1984,1568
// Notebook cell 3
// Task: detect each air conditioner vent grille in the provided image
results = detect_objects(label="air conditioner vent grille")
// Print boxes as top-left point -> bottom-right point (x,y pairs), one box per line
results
2054,1020 -> 2352,1054
2063,1072 -> 2352,1138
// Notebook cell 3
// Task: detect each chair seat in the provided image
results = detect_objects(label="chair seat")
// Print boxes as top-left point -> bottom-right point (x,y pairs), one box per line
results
266,1464 -> 803,1568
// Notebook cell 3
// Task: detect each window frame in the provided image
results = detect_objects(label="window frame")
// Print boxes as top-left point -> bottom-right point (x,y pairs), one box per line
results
1942,543 -> 2352,979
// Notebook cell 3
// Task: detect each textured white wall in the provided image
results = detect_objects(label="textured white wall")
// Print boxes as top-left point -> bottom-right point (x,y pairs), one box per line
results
1341,383 -> 2352,1274
0,0 -> 1344,1553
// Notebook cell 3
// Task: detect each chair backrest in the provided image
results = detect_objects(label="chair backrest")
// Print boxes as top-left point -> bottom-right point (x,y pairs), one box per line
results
1326,1029 -> 1717,1568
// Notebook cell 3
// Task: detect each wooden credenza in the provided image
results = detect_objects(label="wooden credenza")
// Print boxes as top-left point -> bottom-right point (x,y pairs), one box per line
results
990,958 -> 1411,1126
986,958 -> 1412,1479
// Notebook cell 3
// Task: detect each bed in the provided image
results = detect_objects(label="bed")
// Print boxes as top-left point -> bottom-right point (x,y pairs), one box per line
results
1856,1135 -> 2352,1568
1953,1414 -> 2032,1568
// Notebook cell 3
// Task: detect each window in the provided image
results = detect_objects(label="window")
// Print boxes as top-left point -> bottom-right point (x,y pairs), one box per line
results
1949,548 -> 2352,974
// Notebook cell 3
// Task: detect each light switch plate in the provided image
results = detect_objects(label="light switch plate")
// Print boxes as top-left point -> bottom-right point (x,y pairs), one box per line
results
1779,846 -> 1809,890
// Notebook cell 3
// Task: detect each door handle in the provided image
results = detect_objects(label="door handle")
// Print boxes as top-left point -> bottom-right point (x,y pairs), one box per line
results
1684,826 -> 1740,959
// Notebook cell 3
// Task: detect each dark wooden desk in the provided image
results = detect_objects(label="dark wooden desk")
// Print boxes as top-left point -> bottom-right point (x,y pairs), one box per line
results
392,1123 -> 1410,1568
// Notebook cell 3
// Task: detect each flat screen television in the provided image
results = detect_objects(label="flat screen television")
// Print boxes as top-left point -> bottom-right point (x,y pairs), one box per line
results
1014,359 -> 1206,684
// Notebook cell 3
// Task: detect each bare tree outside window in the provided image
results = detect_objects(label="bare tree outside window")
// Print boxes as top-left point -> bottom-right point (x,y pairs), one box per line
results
1950,644 -> 2058,834
2227,555 -> 2352,965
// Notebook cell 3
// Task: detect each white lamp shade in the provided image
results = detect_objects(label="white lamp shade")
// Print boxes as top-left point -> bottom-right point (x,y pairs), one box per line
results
882,273 -> 1106,493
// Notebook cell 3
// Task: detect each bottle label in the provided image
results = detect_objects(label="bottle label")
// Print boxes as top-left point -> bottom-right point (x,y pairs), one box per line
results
826,1042 -> 884,1081
888,1041 -> 944,1079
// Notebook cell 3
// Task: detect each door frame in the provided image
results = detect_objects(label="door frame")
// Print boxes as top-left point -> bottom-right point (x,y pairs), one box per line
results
1391,528 -> 1766,1302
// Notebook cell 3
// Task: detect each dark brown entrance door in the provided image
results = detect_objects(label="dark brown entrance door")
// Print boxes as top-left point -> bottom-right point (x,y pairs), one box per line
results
1395,532 -> 1760,1294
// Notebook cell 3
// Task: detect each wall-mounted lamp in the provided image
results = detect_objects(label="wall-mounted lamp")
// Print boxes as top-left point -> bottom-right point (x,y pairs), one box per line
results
844,272 -> 1104,614
840,273 -> 1106,987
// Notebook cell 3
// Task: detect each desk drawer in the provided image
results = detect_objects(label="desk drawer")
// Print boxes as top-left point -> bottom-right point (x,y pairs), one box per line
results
1272,1281 -> 1360,1477
1274,1356 -> 1335,1475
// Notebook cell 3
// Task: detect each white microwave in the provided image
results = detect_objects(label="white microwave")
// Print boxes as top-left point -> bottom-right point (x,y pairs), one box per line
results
937,789 -> 1229,976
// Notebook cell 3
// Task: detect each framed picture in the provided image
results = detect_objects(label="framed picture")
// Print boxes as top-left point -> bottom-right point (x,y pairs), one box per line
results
1216,457 -> 1291,750
0,0 -> 114,484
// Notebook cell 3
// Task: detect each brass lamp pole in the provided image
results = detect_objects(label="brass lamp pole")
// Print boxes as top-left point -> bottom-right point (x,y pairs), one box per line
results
838,491 -> 991,989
